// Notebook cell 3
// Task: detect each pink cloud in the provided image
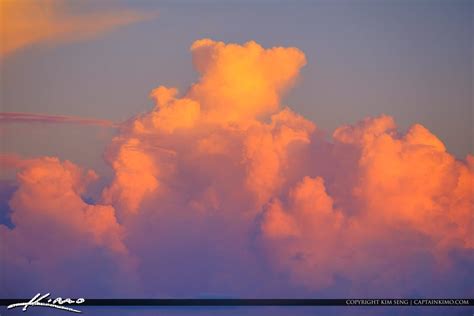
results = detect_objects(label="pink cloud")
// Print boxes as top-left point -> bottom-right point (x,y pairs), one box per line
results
1,39 -> 472,299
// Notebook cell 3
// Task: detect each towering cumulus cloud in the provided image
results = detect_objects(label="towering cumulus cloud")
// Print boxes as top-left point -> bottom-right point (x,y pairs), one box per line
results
103,39 -> 309,215
1,39 -> 472,301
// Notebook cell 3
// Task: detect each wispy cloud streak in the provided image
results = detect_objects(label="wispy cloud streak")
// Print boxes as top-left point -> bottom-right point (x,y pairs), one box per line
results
0,112 -> 118,127
0,0 -> 158,58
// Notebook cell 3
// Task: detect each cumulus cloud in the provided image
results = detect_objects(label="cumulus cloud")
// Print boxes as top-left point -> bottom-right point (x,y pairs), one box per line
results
103,39 -> 309,215
0,156 -> 136,296
260,116 -> 473,294
1,39 -> 472,300
0,0 -> 156,58
189,39 -> 306,123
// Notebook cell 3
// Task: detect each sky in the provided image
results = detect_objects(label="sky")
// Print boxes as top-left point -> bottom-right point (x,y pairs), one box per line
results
0,1 -> 473,316
1,0 -> 472,167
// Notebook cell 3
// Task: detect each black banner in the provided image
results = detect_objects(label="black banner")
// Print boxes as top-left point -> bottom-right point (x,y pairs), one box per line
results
1,298 -> 473,307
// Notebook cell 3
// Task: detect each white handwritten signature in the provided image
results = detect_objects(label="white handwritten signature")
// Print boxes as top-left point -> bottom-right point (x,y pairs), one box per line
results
7,293 -> 85,313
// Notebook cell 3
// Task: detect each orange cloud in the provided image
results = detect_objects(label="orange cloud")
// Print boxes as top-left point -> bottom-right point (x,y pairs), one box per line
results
260,116 -> 473,291
260,176 -> 345,289
0,156 -> 134,295
102,138 -> 159,214
0,0 -> 156,58
189,39 -> 306,124
103,39 -> 309,215
2,156 -> 125,253
333,116 -> 473,249
1,39 -> 472,297
97,39 -> 472,295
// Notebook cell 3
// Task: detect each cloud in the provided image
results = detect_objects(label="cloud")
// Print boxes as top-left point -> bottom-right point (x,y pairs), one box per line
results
260,116 -> 473,294
0,112 -> 118,127
0,156 -> 137,296
1,39 -> 472,301
188,39 -> 306,123
0,0 -> 157,58
103,39 -> 308,214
